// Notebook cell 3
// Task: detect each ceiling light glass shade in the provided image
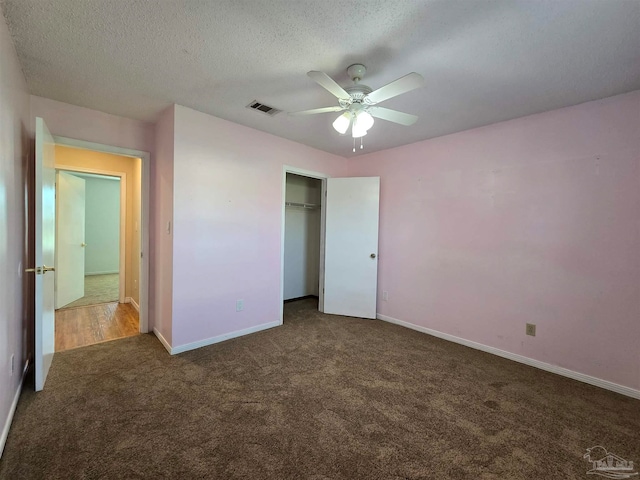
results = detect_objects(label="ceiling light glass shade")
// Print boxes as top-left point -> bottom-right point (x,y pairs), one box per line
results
357,111 -> 374,130
351,124 -> 368,138
352,111 -> 374,138
332,112 -> 351,134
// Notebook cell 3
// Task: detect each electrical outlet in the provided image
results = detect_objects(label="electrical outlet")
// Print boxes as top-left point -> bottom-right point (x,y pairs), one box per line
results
382,291 -> 389,301
236,300 -> 244,312
10,354 -> 15,376
526,323 -> 536,337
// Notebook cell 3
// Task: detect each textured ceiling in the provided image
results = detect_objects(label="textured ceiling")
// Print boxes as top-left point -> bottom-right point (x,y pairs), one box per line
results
2,0 -> 640,157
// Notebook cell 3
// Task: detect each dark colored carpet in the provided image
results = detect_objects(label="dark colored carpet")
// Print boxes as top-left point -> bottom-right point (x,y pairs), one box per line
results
1,298 -> 638,479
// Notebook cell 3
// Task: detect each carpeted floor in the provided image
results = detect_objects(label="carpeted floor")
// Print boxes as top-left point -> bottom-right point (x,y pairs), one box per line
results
1,298 -> 638,479
59,274 -> 119,309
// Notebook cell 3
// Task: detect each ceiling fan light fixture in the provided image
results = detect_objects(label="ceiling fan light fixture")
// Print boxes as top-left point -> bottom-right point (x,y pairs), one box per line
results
357,111 -> 374,130
351,125 -> 368,138
332,112 -> 352,134
352,111 -> 374,138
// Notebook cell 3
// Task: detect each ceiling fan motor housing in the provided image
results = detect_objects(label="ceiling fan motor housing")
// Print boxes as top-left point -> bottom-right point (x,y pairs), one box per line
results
340,84 -> 374,109
347,64 -> 367,82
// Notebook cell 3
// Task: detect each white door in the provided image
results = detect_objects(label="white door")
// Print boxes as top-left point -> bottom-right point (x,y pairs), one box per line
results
323,177 -> 380,319
55,172 -> 86,308
32,117 -> 56,391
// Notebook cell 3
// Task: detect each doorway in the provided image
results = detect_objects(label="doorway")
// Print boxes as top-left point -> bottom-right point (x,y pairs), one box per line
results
55,171 -> 122,309
32,117 -> 151,390
53,144 -> 144,351
280,166 -> 328,323
283,173 -> 323,311
279,166 -> 381,326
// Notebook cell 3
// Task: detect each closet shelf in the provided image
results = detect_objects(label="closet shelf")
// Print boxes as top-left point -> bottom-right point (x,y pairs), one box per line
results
285,201 -> 319,210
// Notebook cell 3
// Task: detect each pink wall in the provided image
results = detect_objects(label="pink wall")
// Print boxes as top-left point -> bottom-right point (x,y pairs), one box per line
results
0,14 -> 31,454
170,105 -> 347,347
30,96 -> 154,153
151,106 -> 175,342
348,91 -> 640,391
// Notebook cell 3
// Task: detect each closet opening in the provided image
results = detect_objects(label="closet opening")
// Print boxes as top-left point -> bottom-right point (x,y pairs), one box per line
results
282,171 -> 324,320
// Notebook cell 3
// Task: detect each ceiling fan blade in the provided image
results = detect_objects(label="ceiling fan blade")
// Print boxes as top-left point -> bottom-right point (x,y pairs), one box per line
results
307,71 -> 351,100
368,106 -> 418,126
365,72 -> 425,104
289,106 -> 345,116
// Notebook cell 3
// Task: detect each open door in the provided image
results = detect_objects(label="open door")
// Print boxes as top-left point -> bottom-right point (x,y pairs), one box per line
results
55,171 -> 86,308
29,117 -> 56,391
323,177 -> 380,319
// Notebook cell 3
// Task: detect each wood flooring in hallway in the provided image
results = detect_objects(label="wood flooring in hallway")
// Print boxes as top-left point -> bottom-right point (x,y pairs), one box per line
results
55,302 -> 139,351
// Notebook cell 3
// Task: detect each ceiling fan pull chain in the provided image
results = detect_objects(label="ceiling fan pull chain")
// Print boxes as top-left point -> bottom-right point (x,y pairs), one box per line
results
353,138 -> 356,153
360,137 -> 363,150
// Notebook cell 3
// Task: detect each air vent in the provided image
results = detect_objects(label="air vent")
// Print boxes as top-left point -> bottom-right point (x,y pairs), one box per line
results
247,100 -> 281,116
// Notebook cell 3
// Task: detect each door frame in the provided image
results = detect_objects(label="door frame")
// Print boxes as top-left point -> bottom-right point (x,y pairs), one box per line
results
56,166 -> 127,305
280,165 -> 329,324
53,136 -> 150,334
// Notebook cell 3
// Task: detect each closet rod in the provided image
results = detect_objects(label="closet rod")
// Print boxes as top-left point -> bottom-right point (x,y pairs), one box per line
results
285,201 -> 319,209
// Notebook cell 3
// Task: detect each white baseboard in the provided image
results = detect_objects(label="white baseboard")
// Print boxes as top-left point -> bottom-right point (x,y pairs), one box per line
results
85,270 -> 119,276
377,314 -> 640,400
155,321 -> 281,355
1,358 -> 30,459
153,327 -> 172,354
125,297 -> 139,312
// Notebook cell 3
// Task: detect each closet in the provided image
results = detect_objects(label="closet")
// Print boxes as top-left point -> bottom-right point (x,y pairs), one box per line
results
283,173 -> 322,301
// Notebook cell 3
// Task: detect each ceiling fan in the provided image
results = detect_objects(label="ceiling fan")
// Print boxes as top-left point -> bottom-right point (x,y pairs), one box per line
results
289,64 -> 424,147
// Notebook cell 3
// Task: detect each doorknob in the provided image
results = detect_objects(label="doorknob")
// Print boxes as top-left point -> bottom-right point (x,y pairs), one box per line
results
24,265 -> 55,275
370,253 -> 376,259
81,243 -> 87,247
